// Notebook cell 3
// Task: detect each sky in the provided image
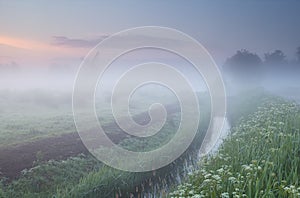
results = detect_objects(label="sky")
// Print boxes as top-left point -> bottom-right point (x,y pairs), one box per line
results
0,0 -> 300,69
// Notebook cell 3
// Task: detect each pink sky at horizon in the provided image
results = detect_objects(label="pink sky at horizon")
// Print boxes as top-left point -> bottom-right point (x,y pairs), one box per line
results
0,35 -> 91,67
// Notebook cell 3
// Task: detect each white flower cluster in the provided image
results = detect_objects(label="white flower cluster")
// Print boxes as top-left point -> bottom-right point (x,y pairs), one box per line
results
169,100 -> 300,197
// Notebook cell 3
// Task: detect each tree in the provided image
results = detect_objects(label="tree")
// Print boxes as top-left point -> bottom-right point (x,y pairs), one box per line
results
223,49 -> 263,84
264,50 -> 287,66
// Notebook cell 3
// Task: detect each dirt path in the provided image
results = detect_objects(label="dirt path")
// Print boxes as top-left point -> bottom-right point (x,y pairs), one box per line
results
0,132 -> 88,181
0,104 -> 180,181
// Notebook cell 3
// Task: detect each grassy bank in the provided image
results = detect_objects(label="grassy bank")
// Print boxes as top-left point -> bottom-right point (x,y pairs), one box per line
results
169,98 -> 300,197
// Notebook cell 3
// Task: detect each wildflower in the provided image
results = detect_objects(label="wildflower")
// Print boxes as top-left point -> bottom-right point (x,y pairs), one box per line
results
191,195 -> 203,198
216,168 -> 224,174
242,165 -> 252,172
203,179 -> 211,184
212,175 -> 221,181
284,186 -> 290,192
221,192 -> 229,198
257,166 -> 262,171
260,190 -> 264,194
189,190 -> 195,195
228,177 -> 236,183
204,173 -> 211,179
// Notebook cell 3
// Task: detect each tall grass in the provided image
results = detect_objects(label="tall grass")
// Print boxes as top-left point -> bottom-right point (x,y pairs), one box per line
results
169,99 -> 300,197
1,154 -> 102,198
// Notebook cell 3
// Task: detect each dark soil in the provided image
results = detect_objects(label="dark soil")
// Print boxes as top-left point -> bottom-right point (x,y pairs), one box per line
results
0,132 -> 88,181
0,103 -> 180,181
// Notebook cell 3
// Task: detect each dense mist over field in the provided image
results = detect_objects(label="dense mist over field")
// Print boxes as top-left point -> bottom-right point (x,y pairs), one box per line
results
0,60 -> 300,109
0,63 -> 77,91
1,47 -> 300,106
0,47 -> 212,110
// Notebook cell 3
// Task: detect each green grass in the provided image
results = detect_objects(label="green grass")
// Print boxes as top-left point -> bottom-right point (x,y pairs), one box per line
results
0,90 -> 75,146
169,98 -> 300,197
0,112 -> 75,146
1,154 -> 102,198
0,88 -> 179,147
3,89 -> 298,197
0,91 -> 211,197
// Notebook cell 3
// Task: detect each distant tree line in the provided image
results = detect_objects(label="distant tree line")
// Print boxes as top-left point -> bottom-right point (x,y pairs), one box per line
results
223,47 -> 300,84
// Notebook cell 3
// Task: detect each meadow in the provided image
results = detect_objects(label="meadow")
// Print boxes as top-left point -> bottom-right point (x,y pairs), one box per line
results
0,89 -> 299,197
0,89 -> 210,197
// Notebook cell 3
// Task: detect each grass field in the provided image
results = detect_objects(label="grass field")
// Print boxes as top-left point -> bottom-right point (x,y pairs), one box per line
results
0,89 -> 209,197
1,89 -> 299,197
0,90 -> 75,146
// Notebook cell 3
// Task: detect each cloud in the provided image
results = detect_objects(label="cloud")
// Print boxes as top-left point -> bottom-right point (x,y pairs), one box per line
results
51,35 -> 109,48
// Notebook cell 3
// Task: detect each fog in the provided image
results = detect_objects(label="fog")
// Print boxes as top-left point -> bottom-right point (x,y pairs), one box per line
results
1,47 -> 300,111
0,48 -> 211,113
0,65 -> 77,91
